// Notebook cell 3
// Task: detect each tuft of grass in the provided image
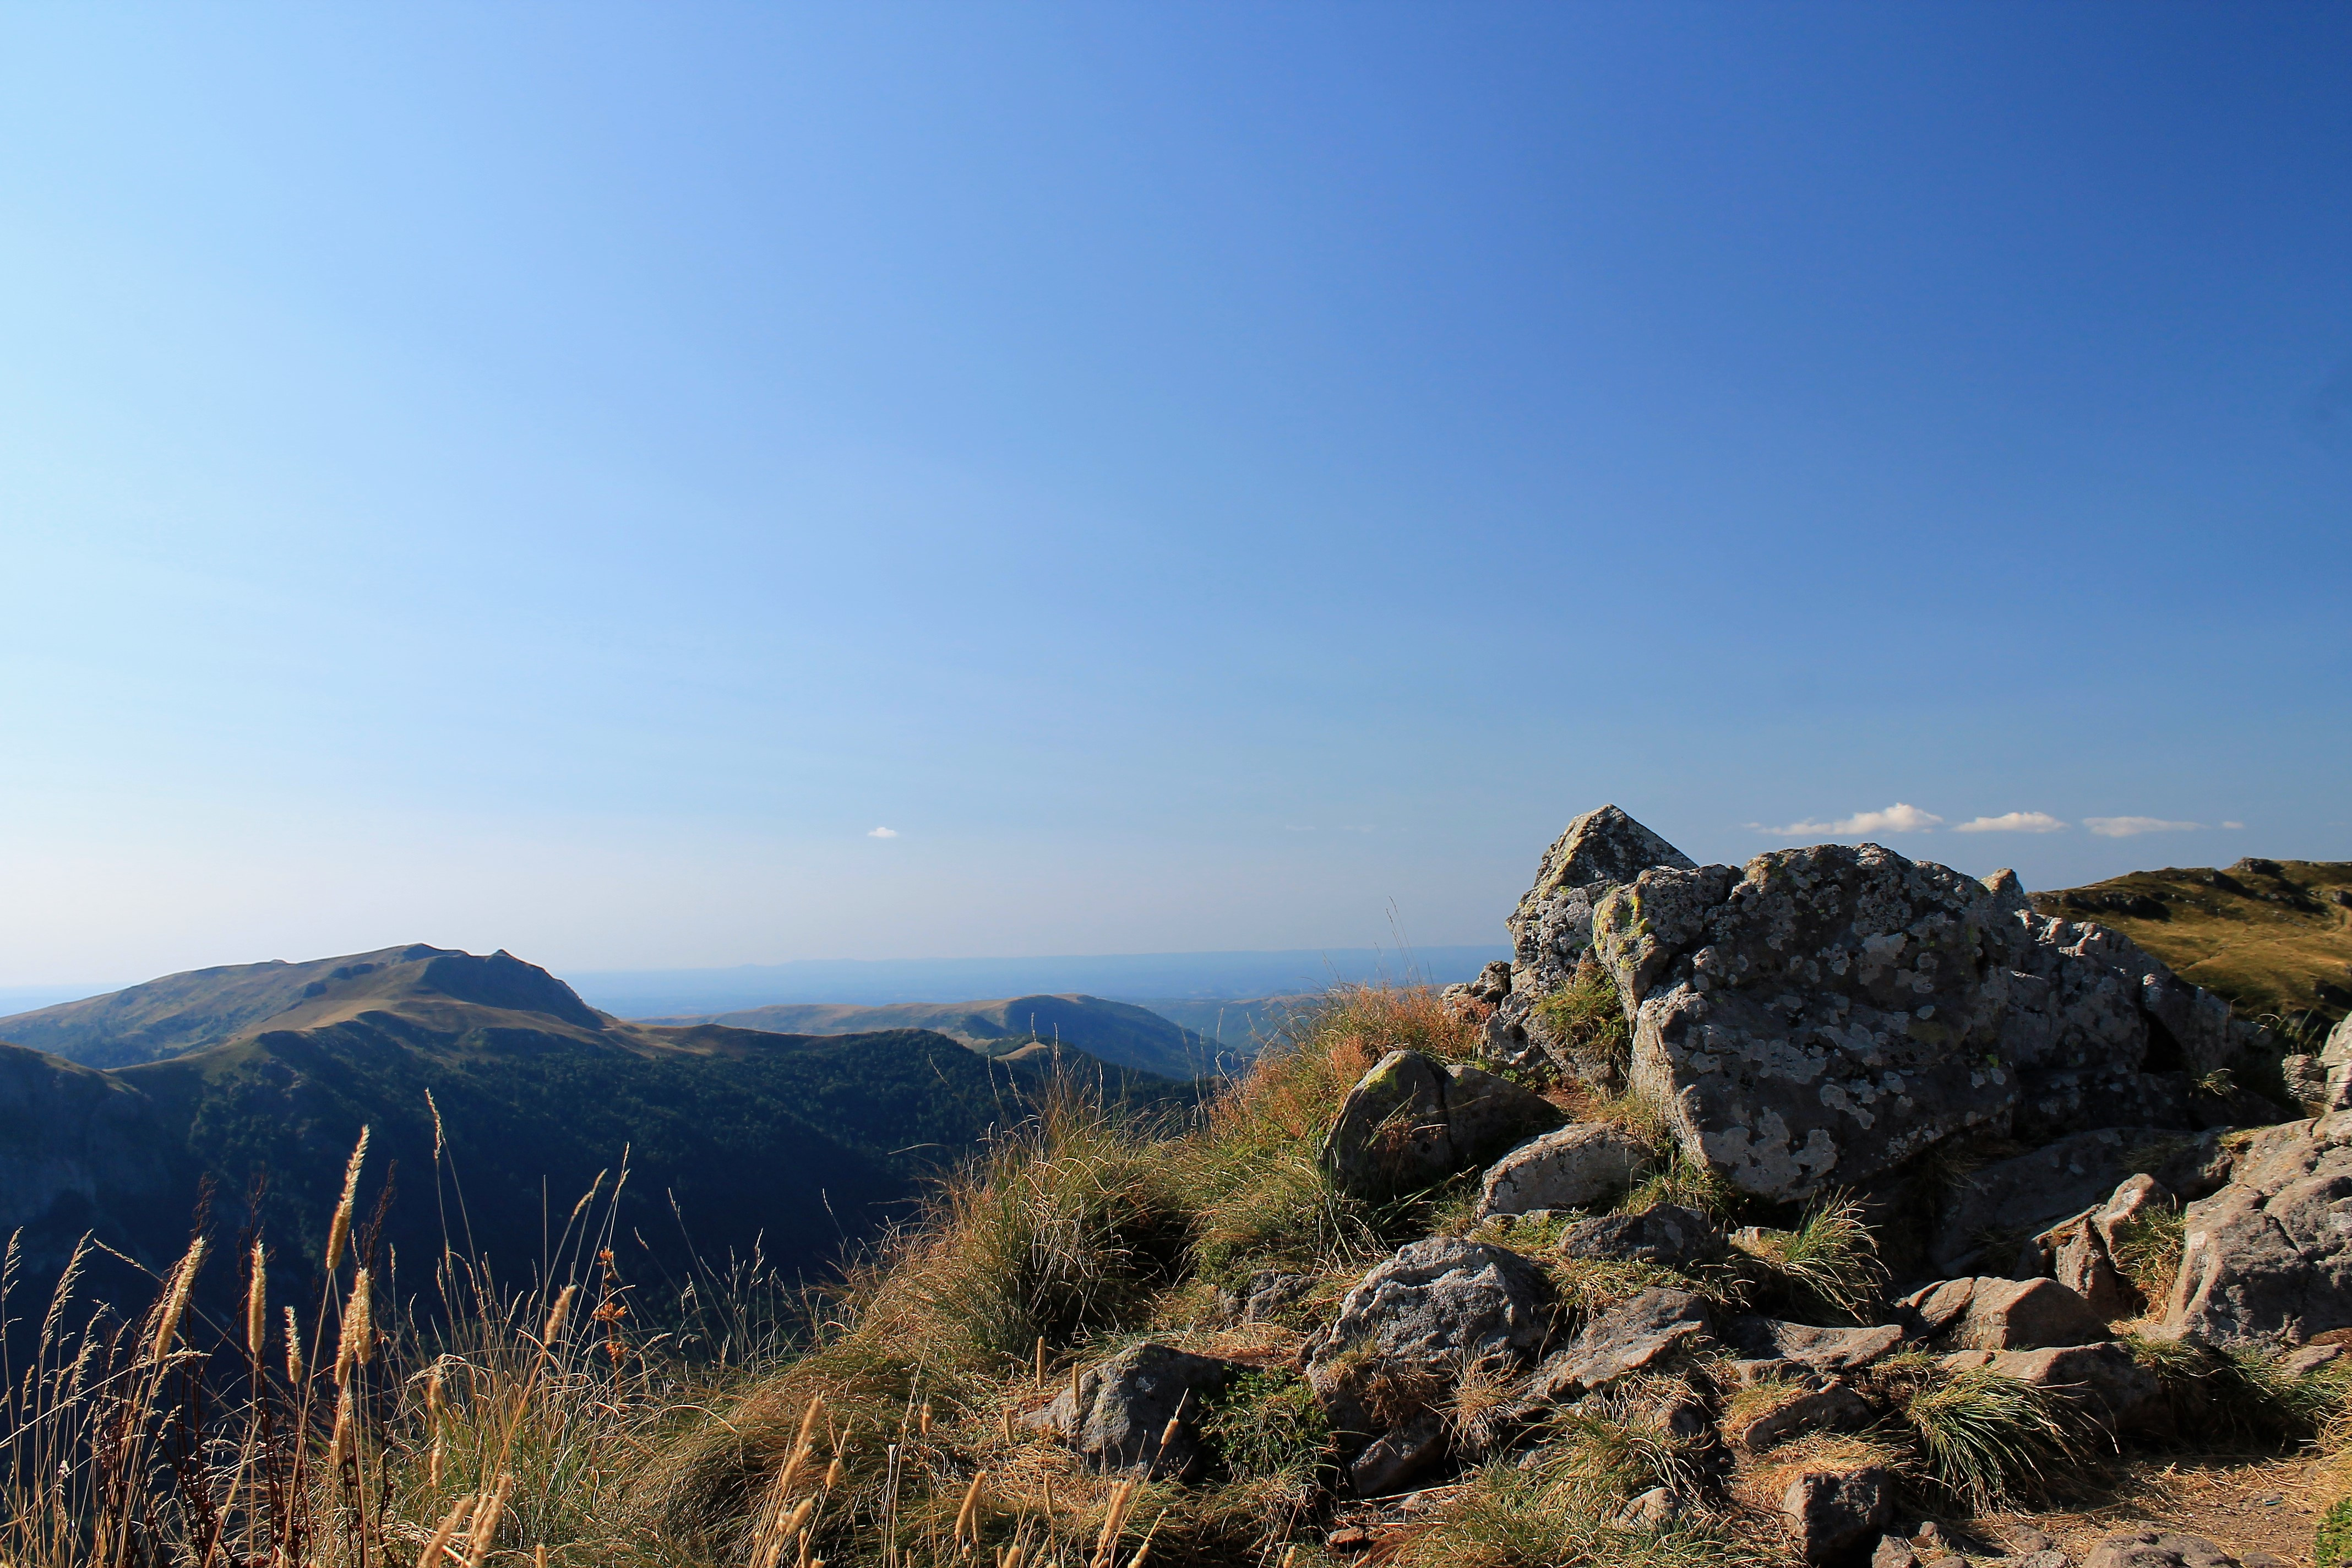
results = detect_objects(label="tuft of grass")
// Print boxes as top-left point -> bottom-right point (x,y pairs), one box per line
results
1201,1368 -> 1332,1480
1878,1357 -> 2096,1510
2121,1335 -> 2352,1445
1732,1193 -> 1889,1325
2109,1205 -> 2187,1307
1533,961 -> 1633,1079
2318,1494 -> 2352,1568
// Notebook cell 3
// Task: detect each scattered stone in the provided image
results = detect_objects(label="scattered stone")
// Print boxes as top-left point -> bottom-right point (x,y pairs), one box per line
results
1305,1237 -> 1556,1444
1726,1356 -> 1825,1388
1939,1342 -> 2169,1438
1871,1537 -> 1919,1568
1898,1276 -> 2109,1352
2027,1209 -> 2136,1320
1221,1268 -> 1315,1325
1477,1121 -> 1652,1217
1323,1526 -> 1374,1552
1929,1129 -> 2226,1278
2082,1529 -> 2240,1568
1551,1203 -> 1726,1266
2004,1526 -> 2062,1554
1528,1287 -> 1711,1402
2164,1110 -> 2352,1347
2282,1053 -> 2329,1108
1322,1049 -> 1563,1201
1782,1464 -> 1894,1566
2282,1341 -> 2344,1376
1347,1409 -> 1444,1497
1611,1485 -> 1686,1530
1728,1379 -> 1875,1453
1723,1315 -> 1905,1376
2015,1554 -> 2070,1568
1043,1342 -> 1242,1480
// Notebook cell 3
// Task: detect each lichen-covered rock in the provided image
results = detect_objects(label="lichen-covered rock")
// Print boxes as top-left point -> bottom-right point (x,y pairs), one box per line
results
1930,1128 -> 2226,1277
1525,1287 -> 1711,1401
1783,1465 -> 1894,1566
1304,1237 -> 1556,1445
2163,1112 -> 2352,1347
1043,1343 -> 1243,1480
1476,1121 -> 1652,1216
1321,1049 -> 1563,1201
1553,1204 -> 1727,1268
1588,840 -> 2245,1202
1898,1276 -> 2109,1351
1723,1316 -> 1905,1375
2083,1530 -> 2240,1568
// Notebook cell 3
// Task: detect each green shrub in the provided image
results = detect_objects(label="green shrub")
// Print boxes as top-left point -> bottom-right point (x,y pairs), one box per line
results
1202,1369 -> 1331,1480
2316,1494 -> 2352,1567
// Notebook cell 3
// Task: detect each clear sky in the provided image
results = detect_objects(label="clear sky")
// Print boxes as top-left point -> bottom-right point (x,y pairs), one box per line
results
3,4 -> 2347,987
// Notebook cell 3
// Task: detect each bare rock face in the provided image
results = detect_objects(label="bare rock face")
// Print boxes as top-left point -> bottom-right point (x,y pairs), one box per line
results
1321,1049 -> 1563,1201
1476,1121 -> 1652,1217
1043,1343 -> 1243,1480
1589,842 -> 2248,1202
1472,805 -> 1696,1077
2164,1112 -> 2352,1347
2083,1530 -> 2241,1568
1783,1465 -> 1895,1566
1898,1276 -> 2109,1351
1304,1237 -> 1556,1450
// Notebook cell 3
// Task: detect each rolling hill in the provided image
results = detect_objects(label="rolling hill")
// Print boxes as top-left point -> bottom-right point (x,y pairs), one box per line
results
644,993 -> 1229,1079
0,946 -> 1183,1314
2034,856 -> 2352,1036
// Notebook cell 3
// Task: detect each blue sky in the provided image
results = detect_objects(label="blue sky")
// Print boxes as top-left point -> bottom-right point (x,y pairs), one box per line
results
3,4 -> 2347,986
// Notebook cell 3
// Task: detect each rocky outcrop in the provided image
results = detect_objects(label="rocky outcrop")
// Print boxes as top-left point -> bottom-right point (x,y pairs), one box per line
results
2163,1113 -> 2352,1347
1525,1287 -> 1711,1401
1476,1121 -> 1651,1216
1930,1128 -> 2227,1277
1552,1204 -> 1726,1268
1466,806 -> 1695,1076
1898,1276 -> 2109,1351
1321,1050 -> 1562,1201
1588,842 -> 2250,1201
1304,1238 -> 1556,1451
1042,1343 -> 1243,1480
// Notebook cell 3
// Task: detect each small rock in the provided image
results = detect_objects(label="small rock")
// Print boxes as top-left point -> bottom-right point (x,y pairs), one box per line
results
1612,1485 -> 1685,1530
2003,1526 -> 2061,1554
2082,1529 -> 2240,1568
1782,1464 -> 1894,1566
1553,1203 -> 1727,1267
1233,1269 -> 1314,1324
1728,1380 -> 1875,1453
1323,1526 -> 1374,1552
1898,1276 -> 2109,1351
2282,1054 -> 2329,1108
2015,1554 -> 2071,1568
1528,1287 -> 1712,1401
1324,1049 -> 1565,1201
2282,1341 -> 2344,1376
1347,1410 -> 1445,1497
1478,1121 -> 1653,1217
1726,1355 -> 1826,1388
1724,1315 -> 1905,1375
1871,1537 -> 1920,1568
1044,1342 -> 1242,1480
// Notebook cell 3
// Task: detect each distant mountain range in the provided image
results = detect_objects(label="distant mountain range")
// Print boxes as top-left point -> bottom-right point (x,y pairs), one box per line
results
642,994 -> 1233,1080
0,945 -> 1182,1313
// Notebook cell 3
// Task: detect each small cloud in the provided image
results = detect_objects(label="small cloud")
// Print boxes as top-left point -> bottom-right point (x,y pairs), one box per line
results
1953,812 -> 2069,835
1769,802 -> 1945,837
2222,820 -> 2246,830
867,826 -> 900,839
2083,816 -> 2203,839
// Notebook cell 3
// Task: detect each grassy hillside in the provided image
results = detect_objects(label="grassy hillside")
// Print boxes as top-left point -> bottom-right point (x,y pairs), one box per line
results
652,992 -> 1228,1080
2033,857 -> 2352,1039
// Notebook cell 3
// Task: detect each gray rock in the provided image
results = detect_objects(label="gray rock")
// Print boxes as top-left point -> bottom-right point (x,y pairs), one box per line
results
1940,1342 -> 2169,1437
1585,841 -> 2239,1202
1898,1276 -> 2109,1351
1477,1121 -> 1652,1216
2164,1112 -> 2352,1347
1928,1128 -> 2225,1278
1221,1268 -> 1314,1325
1722,1315 -> 1905,1375
2005,1527 -> 2062,1555
1321,1049 -> 1563,1201
2028,1209 -> 2135,1320
1612,1485 -> 1686,1531
1551,1204 -> 1727,1267
1529,1287 -> 1711,1401
1305,1237 -> 1556,1442
2282,1341 -> 2345,1375
1043,1343 -> 1242,1479
2014,1554 -> 2070,1568
1347,1410 -> 1444,1497
2082,1530 -> 2239,1568
2282,1054 -> 2329,1109
1728,1379 -> 1875,1453
1783,1465 -> 1894,1566
2326,1014 -> 2352,1068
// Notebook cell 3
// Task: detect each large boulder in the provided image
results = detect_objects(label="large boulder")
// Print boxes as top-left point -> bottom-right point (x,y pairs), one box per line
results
1041,1343 -> 1243,1480
1321,1050 -> 1562,1201
1470,805 -> 1696,1077
1897,1276 -> 2109,1351
1304,1237 -> 1556,1447
1477,1121 -> 1651,1216
1589,842 -> 2243,1201
2163,1112 -> 2352,1347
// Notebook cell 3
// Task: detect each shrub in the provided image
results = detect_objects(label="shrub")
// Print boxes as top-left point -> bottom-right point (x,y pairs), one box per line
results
2317,1494 -> 2352,1567
1201,1369 -> 1331,1480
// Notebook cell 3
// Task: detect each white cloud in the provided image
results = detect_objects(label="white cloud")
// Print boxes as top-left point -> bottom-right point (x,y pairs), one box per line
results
1769,803 -> 1945,837
2223,820 -> 2246,830
2083,816 -> 2203,838
1953,812 -> 2069,835
867,826 -> 900,839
